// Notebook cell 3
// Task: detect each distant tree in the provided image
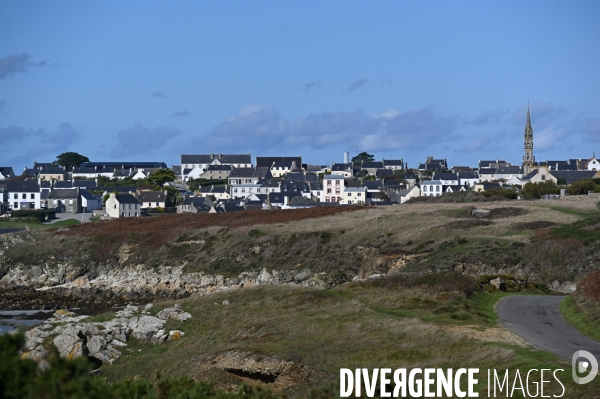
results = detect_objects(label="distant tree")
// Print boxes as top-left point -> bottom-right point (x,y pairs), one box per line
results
521,181 -> 560,199
351,152 -> 375,164
148,168 -> 175,187
163,185 -> 180,204
55,152 -> 89,170
566,179 -> 600,195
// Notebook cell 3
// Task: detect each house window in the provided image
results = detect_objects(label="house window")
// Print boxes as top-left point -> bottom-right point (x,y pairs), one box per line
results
30,194 -> 35,199
13,202 -> 18,208
336,180 -> 340,186
358,193 -> 361,196
156,202 -> 159,206
69,206 -> 73,212
335,189 -> 340,195
22,193 -> 26,199
347,193 -> 351,197
541,175 -> 546,180
327,180 -> 331,186
327,189 -> 331,194
436,186 -> 440,192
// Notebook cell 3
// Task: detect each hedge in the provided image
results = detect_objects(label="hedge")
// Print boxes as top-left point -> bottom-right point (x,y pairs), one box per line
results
9,209 -> 56,222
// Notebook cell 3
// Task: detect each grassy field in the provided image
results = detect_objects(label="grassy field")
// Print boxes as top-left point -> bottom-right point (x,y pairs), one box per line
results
92,278 -> 599,397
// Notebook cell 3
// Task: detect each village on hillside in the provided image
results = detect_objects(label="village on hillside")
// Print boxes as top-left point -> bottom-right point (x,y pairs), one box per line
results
1,108 -> 599,218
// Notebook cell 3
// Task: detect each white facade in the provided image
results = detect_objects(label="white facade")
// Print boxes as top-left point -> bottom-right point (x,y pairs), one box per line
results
340,187 -> 366,205
8,191 -> 42,210
420,180 -> 443,197
588,158 -> 600,171
230,184 -> 263,199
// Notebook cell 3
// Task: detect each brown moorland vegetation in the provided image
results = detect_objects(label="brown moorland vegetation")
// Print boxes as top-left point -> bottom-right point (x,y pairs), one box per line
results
57,207 -> 365,256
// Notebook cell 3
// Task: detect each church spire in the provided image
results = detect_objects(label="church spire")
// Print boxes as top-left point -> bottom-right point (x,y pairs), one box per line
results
522,104 -> 535,174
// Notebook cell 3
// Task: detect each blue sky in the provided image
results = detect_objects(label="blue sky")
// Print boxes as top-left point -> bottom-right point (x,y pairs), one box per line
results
1,1 -> 599,171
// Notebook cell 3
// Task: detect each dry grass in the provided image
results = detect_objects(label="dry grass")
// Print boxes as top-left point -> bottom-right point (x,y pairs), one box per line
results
94,283 -> 599,397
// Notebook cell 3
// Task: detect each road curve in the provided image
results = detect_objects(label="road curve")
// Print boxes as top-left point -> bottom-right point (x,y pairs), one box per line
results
498,295 -> 600,360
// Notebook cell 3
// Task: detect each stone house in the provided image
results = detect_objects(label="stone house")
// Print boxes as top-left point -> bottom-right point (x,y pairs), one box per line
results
105,193 -> 141,218
47,188 -> 82,213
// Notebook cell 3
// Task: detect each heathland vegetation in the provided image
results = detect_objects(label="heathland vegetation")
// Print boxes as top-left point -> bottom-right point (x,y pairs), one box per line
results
2,198 -> 600,397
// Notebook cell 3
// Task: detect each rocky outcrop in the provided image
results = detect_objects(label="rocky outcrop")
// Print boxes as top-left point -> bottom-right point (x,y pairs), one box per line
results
19,304 -> 191,368
0,258 -> 334,306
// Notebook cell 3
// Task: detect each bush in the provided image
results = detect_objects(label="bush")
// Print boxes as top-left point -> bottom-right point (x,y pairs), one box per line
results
9,209 -> 55,222
353,272 -> 480,297
579,270 -> 600,305
521,181 -> 560,199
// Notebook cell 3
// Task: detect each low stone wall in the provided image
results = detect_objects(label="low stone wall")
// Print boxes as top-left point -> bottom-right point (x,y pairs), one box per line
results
559,193 -> 600,201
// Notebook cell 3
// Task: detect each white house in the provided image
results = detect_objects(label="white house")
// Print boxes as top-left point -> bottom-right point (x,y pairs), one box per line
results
322,175 -> 345,202
420,180 -> 443,197
2,181 -> 42,210
105,193 -> 141,218
80,190 -> 102,211
458,171 -> 479,187
231,183 -> 263,199
432,172 -> 459,186
340,186 -> 367,205
396,185 -> 421,204
588,156 -> 600,171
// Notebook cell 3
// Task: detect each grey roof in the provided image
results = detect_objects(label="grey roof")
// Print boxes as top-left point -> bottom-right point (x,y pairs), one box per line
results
181,154 -> 251,164
182,197 -> 208,206
33,162 -> 54,170
41,188 -> 49,200
362,161 -> 384,169
229,167 -> 256,178
478,168 -> 497,175
115,194 -> 140,204
0,180 -> 40,193
171,165 -> 181,174
80,190 -> 96,200
48,189 -> 79,199
81,161 -> 167,169
22,168 -> 39,177
39,167 -> 67,175
458,171 -> 478,179
331,163 -> 352,171
0,167 -> 15,176
362,181 -> 384,190
432,172 -> 458,180
256,156 -> 302,168
54,181 -> 73,189
549,170 -> 597,184
98,186 -> 138,193
207,164 -> 232,171
479,160 -> 509,168
137,191 -> 167,202
376,169 -> 393,177
444,185 -> 465,192
496,166 -> 522,174
73,180 -> 97,188
382,159 -> 403,166
522,169 -> 539,180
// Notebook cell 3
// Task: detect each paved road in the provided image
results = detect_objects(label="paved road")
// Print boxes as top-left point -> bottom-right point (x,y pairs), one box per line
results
44,212 -> 93,224
498,295 -> 600,360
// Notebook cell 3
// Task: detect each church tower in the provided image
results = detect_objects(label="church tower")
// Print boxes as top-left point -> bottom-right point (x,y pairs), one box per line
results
522,106 -> 535,175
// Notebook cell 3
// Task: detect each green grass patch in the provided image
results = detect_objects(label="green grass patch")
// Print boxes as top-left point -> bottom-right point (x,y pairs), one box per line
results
550,216 -> 600,244
51,219 -> 82,227
560,295 -> 600,342
546,205 -> 598,218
